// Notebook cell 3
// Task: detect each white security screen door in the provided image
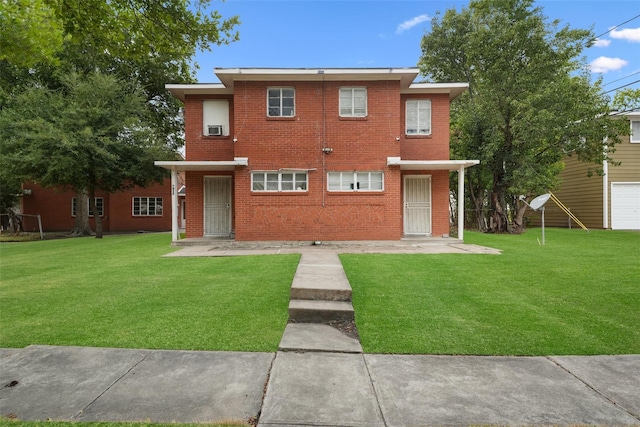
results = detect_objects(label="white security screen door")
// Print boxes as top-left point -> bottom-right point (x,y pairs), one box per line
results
204,177 -> 232,236
404,175 -> 432,235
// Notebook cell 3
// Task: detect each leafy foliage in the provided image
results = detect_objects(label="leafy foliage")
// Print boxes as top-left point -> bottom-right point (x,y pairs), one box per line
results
419,0 -> 629,233
0,0 -> 239,234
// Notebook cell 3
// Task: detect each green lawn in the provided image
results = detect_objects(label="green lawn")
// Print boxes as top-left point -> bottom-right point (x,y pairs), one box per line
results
0,233 -> 298,352
341,229 -> 640,356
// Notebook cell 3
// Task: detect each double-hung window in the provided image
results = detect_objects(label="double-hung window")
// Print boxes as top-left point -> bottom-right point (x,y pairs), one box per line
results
339,87 -> 367,117
327,171 -> 383,191
252,171 -> 308,192
631,120 -> 640,143
71,197 -> 104,217
133,197 -> 163,216
406,99 -> 432,135
267,88 -> 295,117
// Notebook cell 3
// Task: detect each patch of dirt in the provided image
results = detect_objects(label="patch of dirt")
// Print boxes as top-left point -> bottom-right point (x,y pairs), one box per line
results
326,320 -> 360,340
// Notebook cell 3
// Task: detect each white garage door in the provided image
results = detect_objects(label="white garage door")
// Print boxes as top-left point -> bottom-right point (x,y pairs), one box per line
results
611,183 -> 640,230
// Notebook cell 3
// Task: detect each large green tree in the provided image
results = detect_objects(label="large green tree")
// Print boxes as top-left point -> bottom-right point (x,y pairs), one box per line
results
419,0 -> 629,233
0,0 -> 239,235
0,72 -> 174,237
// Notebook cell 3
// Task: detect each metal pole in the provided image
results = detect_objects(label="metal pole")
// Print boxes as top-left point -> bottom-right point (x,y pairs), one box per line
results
37,214 -> 43,240
541,206 -> 545,246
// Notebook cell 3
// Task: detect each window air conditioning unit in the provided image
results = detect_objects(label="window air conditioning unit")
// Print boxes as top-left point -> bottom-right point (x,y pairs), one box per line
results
207,125 -> 223,136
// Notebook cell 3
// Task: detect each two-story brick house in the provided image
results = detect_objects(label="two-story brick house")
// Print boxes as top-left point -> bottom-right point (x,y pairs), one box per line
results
156,68 -> 478,242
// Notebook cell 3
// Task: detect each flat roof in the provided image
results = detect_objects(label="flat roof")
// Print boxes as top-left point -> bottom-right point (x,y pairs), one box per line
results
166,68 -> 468,100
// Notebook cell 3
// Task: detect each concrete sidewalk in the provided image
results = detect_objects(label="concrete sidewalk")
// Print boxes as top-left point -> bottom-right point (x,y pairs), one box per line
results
1,345 -> 639,425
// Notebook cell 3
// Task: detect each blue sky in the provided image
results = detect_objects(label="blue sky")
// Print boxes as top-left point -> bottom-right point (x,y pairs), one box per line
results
194,0 -> 640,94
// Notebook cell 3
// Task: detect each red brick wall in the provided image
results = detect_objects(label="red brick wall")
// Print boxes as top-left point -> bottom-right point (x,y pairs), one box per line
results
20,180 -> 172,233
400,93 -> 450,160
182,79 -> 453,240
184,94 -> 235,161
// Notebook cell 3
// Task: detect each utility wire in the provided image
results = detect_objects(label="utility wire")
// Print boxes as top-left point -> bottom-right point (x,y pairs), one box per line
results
603,70 -> 640,87
603,78 -> 640,94
589,13 -> 640,44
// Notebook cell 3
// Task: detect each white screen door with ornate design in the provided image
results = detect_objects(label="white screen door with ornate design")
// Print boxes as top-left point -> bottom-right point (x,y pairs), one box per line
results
404,175 -> 432,235
204,176 -> 232,236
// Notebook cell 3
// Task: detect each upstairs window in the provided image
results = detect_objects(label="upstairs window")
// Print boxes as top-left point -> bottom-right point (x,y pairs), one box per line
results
406,99 -> 432,135
252,171 -> 308,192
339,87 -> 367,117
267,88 -> 295,117
133,197 -> 163,216
328,171 -> 383,191
631,120 -> 640,143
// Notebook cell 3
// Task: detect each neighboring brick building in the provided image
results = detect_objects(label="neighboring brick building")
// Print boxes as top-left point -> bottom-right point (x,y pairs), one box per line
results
20,178 -> 178,233
157,68 -> 478,242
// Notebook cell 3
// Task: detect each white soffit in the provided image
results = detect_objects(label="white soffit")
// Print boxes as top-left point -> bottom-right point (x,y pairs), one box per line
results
165,83 -> 233,101
155,158 -> 248,171
387,158 -> 480,170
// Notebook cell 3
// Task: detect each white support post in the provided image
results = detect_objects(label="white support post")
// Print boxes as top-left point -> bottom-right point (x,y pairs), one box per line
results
171,169 -> 179,242
458,165 -> 465,241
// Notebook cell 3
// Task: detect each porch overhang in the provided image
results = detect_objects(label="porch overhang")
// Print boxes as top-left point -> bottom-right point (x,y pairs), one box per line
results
154,158 -> 249,171
387,157 -> 480,170
388,157 -> 479,241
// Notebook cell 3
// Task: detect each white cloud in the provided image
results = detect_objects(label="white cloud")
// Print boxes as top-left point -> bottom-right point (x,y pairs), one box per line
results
396,14 -> 431,34
590,56 -> 628,73
610,27 -> 640,42
593,38 -> 611,47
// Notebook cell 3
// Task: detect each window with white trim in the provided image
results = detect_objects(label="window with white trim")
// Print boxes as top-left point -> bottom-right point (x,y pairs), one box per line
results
327,171 -> 383,191
631,120 -> 640,143
406,99 -> 432,135
133,197 -> 163,216
339,87 -> 367,117
71,197 -> 104,217
252,171 -> 308,192
267,88 -> 295,117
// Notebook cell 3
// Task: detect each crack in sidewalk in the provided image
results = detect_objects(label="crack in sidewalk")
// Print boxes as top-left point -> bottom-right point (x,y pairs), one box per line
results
546,356 -> 640,422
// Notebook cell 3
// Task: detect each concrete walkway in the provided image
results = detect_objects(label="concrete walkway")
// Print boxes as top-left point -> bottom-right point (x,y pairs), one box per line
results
2,241 -> 639,426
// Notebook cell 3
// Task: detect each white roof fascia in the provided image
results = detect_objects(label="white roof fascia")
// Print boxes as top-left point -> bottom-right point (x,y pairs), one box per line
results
387,158 -> 479,170
155,158 -> 248,171
402,82 -> 469,100
215,67 -> 420,89
165,83 -> 233,101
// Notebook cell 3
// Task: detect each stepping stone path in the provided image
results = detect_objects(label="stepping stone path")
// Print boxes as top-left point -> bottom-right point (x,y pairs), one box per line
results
279,251 -> 363,353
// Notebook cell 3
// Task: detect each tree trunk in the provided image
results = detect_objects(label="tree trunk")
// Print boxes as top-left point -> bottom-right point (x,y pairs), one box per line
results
512,200 -> 528,234
488,186 -> 509,233
88,187 -> 103,239
70,189 -> 93,236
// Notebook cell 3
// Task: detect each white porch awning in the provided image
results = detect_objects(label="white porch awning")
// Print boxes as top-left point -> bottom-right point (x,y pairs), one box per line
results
387,157 -> 479,170
154,158 -> 248,171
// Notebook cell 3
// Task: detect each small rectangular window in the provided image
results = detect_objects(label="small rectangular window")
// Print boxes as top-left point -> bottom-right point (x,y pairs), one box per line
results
71,197 -> 104,217
631,120 -> 640,143
327,171 -> 383,192
339,87 -> 367,117
406,99 -> 432,135
267,88 -> 295,117
252,171 -> 308,192
133,197 -> 163,216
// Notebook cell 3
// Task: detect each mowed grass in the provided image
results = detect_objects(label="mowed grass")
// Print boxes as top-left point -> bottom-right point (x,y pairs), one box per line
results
0,233 -> 298,352
341,229 -> 640,356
